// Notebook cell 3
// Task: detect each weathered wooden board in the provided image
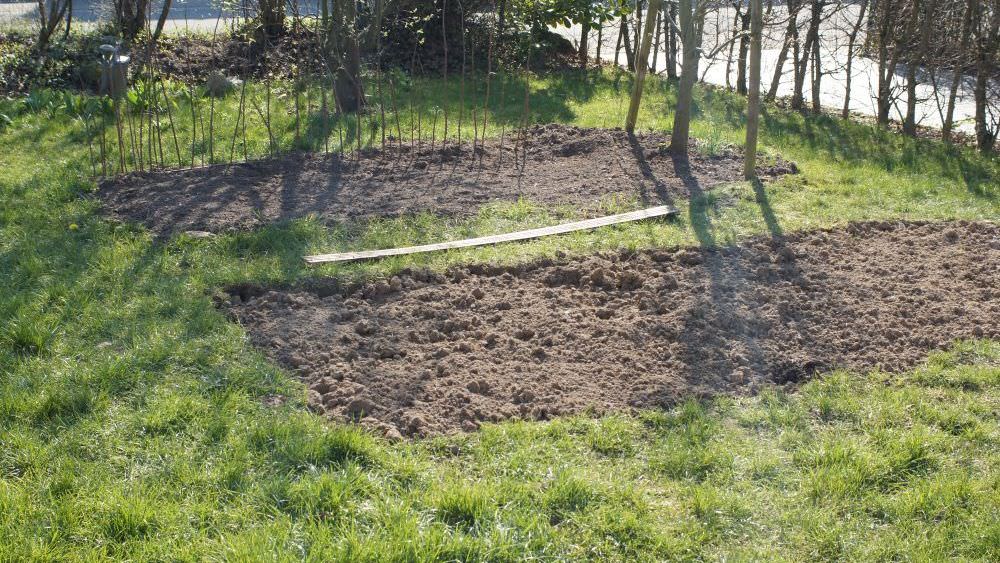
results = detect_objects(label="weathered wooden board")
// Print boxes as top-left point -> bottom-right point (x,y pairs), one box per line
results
304,205 -> 678,264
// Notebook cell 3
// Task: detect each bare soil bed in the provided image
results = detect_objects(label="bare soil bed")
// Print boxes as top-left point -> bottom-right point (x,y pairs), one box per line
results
98,125 -> 796,237
225,221 -> 999,438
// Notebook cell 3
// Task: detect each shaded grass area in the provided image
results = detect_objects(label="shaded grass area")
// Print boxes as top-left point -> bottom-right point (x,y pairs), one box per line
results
1,67 -> 998,558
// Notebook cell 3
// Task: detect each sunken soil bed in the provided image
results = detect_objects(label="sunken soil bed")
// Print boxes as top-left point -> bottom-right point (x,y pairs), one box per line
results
98,125 -> 796,236
225,221 -> 1000,438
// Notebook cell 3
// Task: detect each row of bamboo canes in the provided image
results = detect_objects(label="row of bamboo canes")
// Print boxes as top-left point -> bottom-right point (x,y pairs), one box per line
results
87,3 -> 561,179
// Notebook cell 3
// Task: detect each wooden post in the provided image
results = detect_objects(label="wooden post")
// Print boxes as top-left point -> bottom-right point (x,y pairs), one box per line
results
625,0 -> 664,133
744,0 -> 763,180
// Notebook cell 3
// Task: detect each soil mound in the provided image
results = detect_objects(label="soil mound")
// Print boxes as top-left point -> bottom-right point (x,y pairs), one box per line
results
98,125 -> 796,237
225,221 -> 999,438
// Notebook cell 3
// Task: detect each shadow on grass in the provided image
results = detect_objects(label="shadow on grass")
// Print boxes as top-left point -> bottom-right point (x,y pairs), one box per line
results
697,84 -> 997,198
752,178 -> 783,239
758,106 -> 998,199
669,151 -> 715,249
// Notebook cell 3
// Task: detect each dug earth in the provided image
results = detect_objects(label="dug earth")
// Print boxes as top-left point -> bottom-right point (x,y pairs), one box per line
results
99,125 -> 796,236
226,221 -> 999,438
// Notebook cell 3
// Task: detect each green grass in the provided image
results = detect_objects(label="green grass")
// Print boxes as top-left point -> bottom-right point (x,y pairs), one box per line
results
0,66 -> 998,559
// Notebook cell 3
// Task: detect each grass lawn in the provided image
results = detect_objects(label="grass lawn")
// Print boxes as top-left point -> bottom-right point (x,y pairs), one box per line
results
1,66 -> 998,560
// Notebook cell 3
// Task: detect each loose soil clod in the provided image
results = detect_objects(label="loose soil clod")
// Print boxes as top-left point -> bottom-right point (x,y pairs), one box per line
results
97,125 -> 796,236
227,221 -> 1000,438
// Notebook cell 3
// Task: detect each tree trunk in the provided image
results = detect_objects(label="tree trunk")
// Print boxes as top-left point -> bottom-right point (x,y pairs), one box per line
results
737,8 -> 750,95
810,19 -> 821,114
652,8 -> 661,71
635,1 -> 643,59
793,1 -> 821,111
597,20 -> 603,64
974,68 -> 995,152
874,0 -> 904,126
903,64 -> 918,135
725,4 -> 742,90
790,31 -> 808,109
626,0 -> 664,132
152,0 -> 172,42
329,0 -> 364,113
615,20 -> 623,66
115,0 -> 149,42
258,0 -> 285,41
903,0 -> 934,136
973,0 -> 999,152
667,3 -> 678,78
671,0 -> 703,154
766,1 -> 801,101
621,18 -> 636,70
942,69 -> 962,142
745,0 -> 763,179
63,0 -> 72,41
842,0 -> 868,118
942,0 -> 974,142
36,0 -> 71,51
579,7 -> 591,68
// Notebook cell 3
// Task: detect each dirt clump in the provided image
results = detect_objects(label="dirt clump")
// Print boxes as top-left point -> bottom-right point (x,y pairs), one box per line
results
98,125 -> 796,237
226,221 -> 999,438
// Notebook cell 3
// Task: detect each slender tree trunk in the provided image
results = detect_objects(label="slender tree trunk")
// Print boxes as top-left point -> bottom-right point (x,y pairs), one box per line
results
874,0 -> 905,126
941,69 -> 962,142
626,0 -> 664,132
903,64 -> 918,135
974,68 -> 994,152
810,19 -> 821,114
615,18 -> 623,65
903,0 -> 934,136
667,3 -> 678,78
621,17 -> 636,70
597,20 -> 603,64
766,1 -> 801,101
258,0 -> 285,41
736,8 -> 751,95
36,0 -> 71,50
745,0 -> 763,179
792,1 -> 821,111
973,0 -> 999,152
725,4 -> 742,89
842,0 -> 868,118
652,8 -> 662,71
876,40 -> 893,124
152,0 -> 172,42
63,0 -> 72,40
671,0 -> 703,154
332,0 -> 364,113
942,0 -> 974,142
635,0 -> 643,58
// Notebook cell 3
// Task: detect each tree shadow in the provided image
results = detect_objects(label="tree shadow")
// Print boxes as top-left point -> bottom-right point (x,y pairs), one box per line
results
751,178 -> 783,238
626,132 -> 677,210
669,150 -> 715,249
756,106 -> 998,200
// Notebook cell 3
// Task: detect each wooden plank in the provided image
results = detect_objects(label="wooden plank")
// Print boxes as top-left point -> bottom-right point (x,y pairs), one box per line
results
304,205 -> 678,264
